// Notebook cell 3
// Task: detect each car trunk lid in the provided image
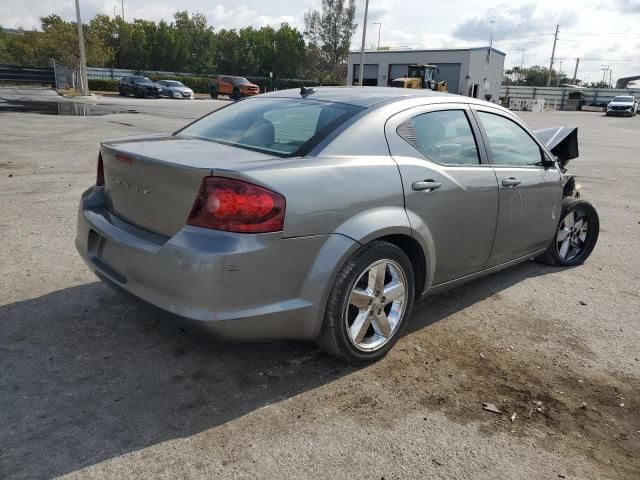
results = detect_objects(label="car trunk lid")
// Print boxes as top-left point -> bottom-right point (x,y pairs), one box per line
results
100,134 -> 277,237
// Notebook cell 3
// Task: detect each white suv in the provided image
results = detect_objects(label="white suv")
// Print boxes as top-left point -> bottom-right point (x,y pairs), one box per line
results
606,95 -> 638,117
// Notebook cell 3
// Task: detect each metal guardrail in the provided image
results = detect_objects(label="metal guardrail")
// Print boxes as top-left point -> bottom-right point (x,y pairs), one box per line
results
500,85 -> 640,110
0,65 -> 56,86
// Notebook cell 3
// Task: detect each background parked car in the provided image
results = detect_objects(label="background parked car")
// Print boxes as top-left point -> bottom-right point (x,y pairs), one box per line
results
157,80 -> 194,99
118,76 -> 162,98
606,95 -> 638,116
208,76 -> 260,100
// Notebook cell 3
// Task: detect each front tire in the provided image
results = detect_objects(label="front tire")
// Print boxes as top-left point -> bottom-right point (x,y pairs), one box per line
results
537,197 -> 599,266
317,241 -> 415,364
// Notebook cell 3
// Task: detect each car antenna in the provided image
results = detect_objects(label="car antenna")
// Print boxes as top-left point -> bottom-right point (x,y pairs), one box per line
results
300,86 -> 316,96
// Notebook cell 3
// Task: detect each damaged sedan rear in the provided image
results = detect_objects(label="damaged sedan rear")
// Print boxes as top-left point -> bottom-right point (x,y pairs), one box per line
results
76,87 -> 599,363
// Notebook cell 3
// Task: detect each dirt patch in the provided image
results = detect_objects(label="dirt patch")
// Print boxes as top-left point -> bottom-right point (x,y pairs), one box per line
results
314,307 -> 640,479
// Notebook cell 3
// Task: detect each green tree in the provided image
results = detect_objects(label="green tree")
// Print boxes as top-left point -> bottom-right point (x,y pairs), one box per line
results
273,24 -> 306,78
0,28 -> 16,64
304,0 -> 356,79
85,14 -> 116,67
503,65 -> 573,87
172,11 -> 216,73
0,10 -> 313,81
40,15 -> 80,71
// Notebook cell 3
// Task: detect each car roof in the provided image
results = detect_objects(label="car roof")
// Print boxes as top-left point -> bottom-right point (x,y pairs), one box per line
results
259,86 -> 491,108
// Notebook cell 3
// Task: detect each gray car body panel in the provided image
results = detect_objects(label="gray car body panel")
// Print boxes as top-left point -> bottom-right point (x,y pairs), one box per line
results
76,87 -> 571,340
76,187 -> 358,339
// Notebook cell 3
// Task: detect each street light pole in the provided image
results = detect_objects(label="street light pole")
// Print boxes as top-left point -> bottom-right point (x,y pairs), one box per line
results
373,22 -> 381,50
74,0 -> 89,95
358,0 -> 370,86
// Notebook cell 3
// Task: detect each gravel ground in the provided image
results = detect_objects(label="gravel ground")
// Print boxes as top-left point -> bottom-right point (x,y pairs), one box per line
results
0,88 -> 638,479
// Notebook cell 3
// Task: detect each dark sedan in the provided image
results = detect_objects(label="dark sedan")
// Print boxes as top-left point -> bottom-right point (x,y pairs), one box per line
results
118,76 -> 162,98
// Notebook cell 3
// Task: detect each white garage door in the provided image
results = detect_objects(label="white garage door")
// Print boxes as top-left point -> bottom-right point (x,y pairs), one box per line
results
388,64 -> 410,84
352,64 -> 379,86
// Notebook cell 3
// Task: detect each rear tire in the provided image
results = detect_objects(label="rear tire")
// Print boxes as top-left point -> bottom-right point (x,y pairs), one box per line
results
317,241 -> 415,364
118,88 -> 126,96
537,197 -> 599,267
210,88 -> 218,99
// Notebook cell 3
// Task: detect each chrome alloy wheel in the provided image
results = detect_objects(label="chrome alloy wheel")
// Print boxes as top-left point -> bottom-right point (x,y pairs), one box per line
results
556,209 -> 589,261
344,259 -> 409,352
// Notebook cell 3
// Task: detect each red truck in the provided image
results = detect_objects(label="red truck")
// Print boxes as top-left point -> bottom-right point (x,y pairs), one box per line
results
208,76 -> 260,100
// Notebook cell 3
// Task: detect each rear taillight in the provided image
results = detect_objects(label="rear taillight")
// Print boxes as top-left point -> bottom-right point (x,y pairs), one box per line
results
96,152 -> 105,186
187,176 -> 285,233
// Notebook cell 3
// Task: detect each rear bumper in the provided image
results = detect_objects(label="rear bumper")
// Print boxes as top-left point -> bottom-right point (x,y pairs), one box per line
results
75,187 -> 357,340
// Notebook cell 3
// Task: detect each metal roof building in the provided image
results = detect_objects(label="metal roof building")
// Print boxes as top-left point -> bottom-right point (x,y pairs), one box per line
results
346,47 -> 506,101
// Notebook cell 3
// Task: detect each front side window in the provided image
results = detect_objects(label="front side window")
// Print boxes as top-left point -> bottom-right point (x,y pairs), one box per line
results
398,110 -> 480,165
477,111 -> 542,166
178,98 -> 362,157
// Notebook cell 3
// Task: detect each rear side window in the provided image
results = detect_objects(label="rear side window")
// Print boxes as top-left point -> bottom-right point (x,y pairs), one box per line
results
477,111 -> 542,166
178,98 -> 362,157
398,110 -> 480,165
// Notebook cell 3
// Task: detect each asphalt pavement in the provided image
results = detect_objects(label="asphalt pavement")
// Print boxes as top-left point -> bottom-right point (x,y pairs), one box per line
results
0,88 -> 638,479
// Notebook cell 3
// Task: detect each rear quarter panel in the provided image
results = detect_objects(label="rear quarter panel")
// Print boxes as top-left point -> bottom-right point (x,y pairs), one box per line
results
229,155 -> 408,240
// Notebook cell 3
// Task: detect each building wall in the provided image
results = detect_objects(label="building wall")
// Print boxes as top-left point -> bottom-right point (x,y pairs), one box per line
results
468,48 -> 505,101
347,48 -> 505,99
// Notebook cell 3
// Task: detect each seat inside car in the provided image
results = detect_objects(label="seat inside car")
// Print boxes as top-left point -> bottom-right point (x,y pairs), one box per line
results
240,119 -> 275,147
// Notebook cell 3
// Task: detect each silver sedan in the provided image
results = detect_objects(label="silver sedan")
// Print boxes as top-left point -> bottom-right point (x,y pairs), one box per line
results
157,80 -> 194,99
76,87 -> 599,363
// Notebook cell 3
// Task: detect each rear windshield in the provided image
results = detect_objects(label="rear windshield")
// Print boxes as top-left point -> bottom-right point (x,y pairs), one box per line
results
178,97 -> 363,156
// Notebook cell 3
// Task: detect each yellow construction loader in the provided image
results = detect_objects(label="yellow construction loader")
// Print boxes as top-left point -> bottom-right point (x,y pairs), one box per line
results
390,64 -> 447,92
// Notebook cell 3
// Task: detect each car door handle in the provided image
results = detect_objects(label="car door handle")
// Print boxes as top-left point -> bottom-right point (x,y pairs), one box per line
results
501,177 -> 521,188
412,180 -> 442,192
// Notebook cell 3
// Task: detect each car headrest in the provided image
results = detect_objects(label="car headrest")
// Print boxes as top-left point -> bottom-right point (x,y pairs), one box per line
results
241,119 -> 275,147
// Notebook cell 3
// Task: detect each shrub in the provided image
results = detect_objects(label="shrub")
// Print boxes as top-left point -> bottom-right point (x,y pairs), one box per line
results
88,79 -> 119,92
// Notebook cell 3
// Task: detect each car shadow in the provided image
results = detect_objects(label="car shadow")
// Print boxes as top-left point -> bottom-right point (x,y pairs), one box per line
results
0,260 -> 559,478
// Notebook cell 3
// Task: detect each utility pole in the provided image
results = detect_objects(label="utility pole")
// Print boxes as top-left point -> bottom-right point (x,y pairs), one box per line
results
516,48 -> 525,85
373,22 -> 381,50
547,24 -> 559,87
74,0 -> 89,95
121,0 -> 125,21
572,58 -> 580,84
358,0 -> 370,86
